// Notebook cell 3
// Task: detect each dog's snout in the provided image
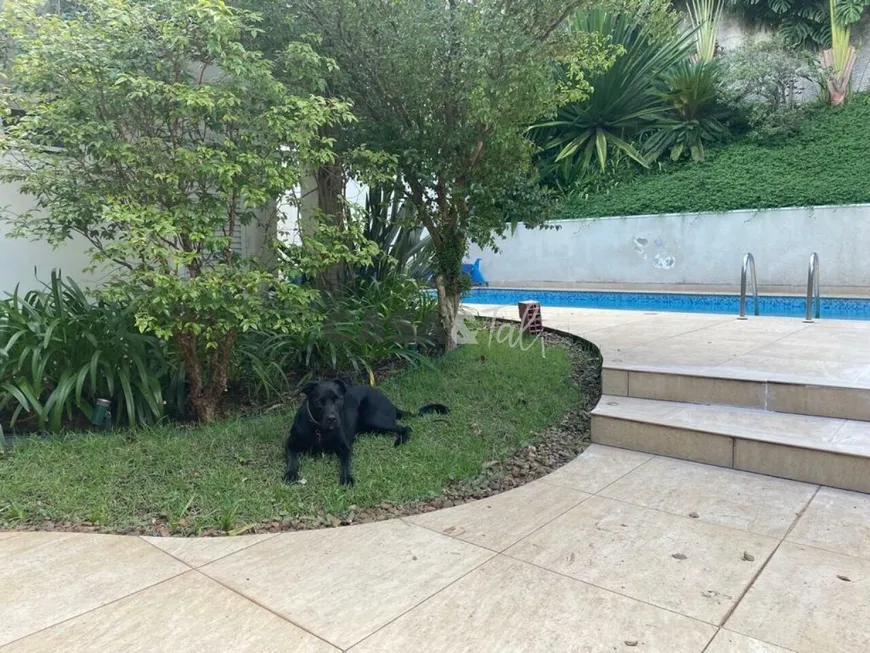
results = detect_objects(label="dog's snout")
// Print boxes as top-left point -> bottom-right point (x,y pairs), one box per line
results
324,413 -> 338,427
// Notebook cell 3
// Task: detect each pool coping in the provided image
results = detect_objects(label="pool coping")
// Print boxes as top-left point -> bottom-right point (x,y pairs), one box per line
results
476,285 -> 870,299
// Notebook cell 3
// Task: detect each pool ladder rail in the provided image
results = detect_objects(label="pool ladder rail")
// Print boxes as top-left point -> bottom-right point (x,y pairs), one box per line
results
738,253 -> 759,319
738,252 -> 821,321
804,252 -> 820,323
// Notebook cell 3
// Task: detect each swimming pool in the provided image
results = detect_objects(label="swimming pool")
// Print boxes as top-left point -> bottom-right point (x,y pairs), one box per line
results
461,288 -> 870,321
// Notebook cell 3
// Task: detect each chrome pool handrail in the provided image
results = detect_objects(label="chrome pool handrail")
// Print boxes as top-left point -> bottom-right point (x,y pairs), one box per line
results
804,252 -> 820,322
739,253 -> 759,319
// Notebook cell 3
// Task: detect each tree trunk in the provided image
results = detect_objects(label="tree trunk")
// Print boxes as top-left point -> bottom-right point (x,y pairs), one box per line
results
435,273 -> 460,351
823,46 -> 856,106
175,330 -> 237,423
313,158 -> 348,294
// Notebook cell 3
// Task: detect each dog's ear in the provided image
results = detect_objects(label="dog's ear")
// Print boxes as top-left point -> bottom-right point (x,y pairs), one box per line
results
301,381 -> 318,397
334,378 -> 350,395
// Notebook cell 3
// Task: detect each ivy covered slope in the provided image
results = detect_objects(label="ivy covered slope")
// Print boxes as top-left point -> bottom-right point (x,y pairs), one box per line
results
563,96 -> 870,218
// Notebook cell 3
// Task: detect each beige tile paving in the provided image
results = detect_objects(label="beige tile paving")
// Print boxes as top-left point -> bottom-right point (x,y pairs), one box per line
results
827,420 -> 870,452
702,320 -> 809,337
505,496 -> 779,624
601,368 -> 628,394
349,556 -> 716,653
592,414 -> 734,467
705,630 -> 797,653
670,404 -> 847,444
201,519 -> 493,649
2,571 -> 338,653
405,479 -> 589,551
0,531 -> 19,541
142,533 -> 278,568
614,344 -> 746,369
600,457 -> 817,538
727,542 -> 870,653
720,354 -> 868,384
595,395 -> 686,420
767,382 -> 870,421
596,394 -> 870,461
467,304 -> 870,391
596,395 -> 849,446
626,371 -> 766,407
734,439 -> 870,494
788,487 -> 870,560
757,341 -> 870,364
538,444 -> 651,494
0,532 -> 189,647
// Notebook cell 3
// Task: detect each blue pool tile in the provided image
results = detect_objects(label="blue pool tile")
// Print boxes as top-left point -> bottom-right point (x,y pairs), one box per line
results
457,289 -> 870,321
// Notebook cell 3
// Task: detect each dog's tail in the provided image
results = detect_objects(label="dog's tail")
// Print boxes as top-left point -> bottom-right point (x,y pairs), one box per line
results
397,404 -> 450,419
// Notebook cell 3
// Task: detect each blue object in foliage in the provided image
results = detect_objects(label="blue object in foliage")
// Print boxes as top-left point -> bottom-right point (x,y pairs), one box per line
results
461,258 -> 488,286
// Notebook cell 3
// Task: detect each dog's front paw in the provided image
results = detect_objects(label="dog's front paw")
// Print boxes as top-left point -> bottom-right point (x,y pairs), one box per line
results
339,474 -> 356,486
393,427 -> 411,447
283,471 -> 298,485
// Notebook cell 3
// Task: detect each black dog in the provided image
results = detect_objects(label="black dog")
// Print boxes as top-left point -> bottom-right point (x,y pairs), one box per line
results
283,379 -> 449,486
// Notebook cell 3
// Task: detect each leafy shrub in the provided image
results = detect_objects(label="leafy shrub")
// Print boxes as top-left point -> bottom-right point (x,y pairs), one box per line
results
561,150 -> 641,203
532,7 -> 693,185
299,276 -> 440,380
719,38 -> 823,142
564,96 -> 870,217
0,272 -> 182,432
234,274 -> 440,400
646,61 -> 731,162
0,0 -> 349,423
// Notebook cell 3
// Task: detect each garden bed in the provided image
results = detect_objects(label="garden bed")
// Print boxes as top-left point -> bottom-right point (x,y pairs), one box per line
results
0,326 -> 601,536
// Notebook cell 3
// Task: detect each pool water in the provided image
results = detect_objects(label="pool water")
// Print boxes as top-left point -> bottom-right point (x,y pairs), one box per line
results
461,288 -> 870,321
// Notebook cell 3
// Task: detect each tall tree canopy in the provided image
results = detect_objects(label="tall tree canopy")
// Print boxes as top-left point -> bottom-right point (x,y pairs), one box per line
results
257,0 -> 615,347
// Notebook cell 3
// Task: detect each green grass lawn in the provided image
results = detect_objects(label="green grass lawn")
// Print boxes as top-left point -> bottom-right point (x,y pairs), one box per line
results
0,333 -> 577,535
563,97 -> 870,218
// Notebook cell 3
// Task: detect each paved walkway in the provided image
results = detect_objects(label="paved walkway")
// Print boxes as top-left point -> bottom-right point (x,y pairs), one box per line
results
467,304 -> 870,387
3,308 -> 870,653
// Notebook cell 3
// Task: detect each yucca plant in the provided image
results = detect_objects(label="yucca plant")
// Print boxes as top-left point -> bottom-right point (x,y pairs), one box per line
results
645,60 -> 731,162
0,271 -> 182,432
686,0 -> 725,63
358,182 -> 433,281
532,7 -> 693,184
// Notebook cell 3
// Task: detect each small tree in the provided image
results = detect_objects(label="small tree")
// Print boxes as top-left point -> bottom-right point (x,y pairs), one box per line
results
285,0 -> 614,348
0,0 -> 352,421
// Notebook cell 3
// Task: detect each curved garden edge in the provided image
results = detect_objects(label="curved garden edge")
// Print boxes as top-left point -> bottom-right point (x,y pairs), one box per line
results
0,323 -> 603,539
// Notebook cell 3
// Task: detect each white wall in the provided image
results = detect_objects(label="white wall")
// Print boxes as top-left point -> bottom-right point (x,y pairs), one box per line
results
277,177 -> 368,246
0,176 -> 272,294
0,178 -> 105,293
468,204 -> 870,291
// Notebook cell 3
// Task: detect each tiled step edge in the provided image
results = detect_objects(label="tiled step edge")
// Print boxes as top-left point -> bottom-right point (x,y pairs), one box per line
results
591,395 -> 870,494
603,366 -> 870,422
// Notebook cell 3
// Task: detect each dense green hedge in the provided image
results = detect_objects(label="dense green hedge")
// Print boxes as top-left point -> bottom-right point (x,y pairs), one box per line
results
562,98 -> 870,218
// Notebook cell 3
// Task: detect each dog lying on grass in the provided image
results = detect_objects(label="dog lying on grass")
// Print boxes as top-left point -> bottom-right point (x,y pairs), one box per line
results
283,379 -> 449,486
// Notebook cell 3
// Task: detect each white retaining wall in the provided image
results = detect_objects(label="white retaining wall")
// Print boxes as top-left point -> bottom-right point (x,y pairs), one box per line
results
467,204 -> 870,290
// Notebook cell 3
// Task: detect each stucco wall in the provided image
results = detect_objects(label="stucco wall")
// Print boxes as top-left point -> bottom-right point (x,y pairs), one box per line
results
0,178 -> 103,293
0,177 -> 270,294
467,204 -> 870,291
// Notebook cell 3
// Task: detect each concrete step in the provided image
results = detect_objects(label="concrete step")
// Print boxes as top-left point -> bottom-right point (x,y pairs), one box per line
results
602,365 -> 870,422
591,394 -> 870,493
